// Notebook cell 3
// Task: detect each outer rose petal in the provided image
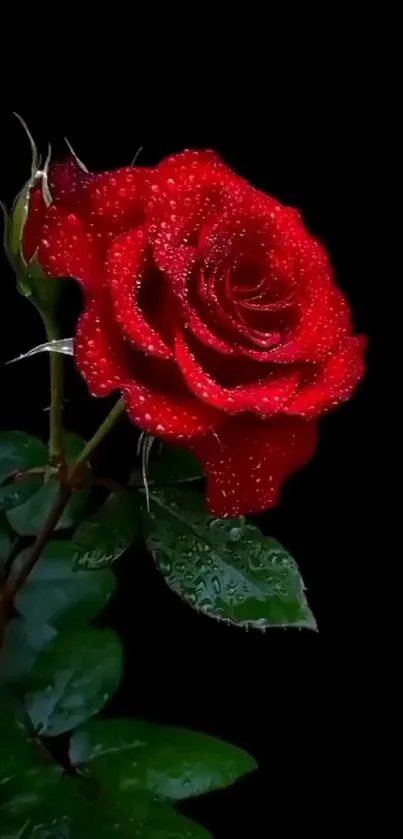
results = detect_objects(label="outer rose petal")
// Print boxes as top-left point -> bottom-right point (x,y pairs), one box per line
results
188,415 -> 318,516
75,299 -> 222,439
84,166 -> 153,233
75,299 -> 133,396
22,185 -> 47,262
285,336 -> 367,417
36,210 -> 101,291
122,383 -> 223,440
23,159 -> 152,264
23,158 -> 91,261
48,157 -> 91,206
49,157 -> 152,231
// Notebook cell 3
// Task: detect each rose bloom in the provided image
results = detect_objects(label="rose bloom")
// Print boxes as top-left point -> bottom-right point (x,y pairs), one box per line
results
23,150 -> 366,516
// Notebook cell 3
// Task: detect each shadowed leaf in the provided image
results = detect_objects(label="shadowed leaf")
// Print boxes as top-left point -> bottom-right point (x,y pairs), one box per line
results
0,619 -> 57,688
69,718 -> 256,800
14,540 -> 116,628
24,628 -> 122,736
7,434 -> 90,536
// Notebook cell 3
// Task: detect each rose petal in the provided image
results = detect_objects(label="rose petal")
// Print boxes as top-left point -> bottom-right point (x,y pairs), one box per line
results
22,184 -> 48,262
75,298 -> 222,439
48,157 -> 91,206
36,209 -> 101,291
147,150 -> 240,273
268,243 -> 351,363
75,297 -> 133,396
122,381 -> 223,440
84,166 -> 152,233
285,335 -> 366,417
174,331 -> 299,415
198,267 -> 281,349
188,414 -> 318,516
23,158 -> 91,262
106,227 -> 173,359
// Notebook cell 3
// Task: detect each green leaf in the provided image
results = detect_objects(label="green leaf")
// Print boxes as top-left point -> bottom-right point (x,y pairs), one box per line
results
7,434 -> 90,536
24,627 -> 122,736
0,432 -> 47,512
0,618 -> 57,687
0,477 -> 44,514
0,697 -> 42,782
0,817 -> 72,839
0,514 -> 12,567
14,541 -> 116,628
73,792 -> 211,839
69,718 -> 256,799
0,697 -> 63,830
0,772 -> 66,836
1,797 -> 211,839
148,444 -> 203,485
72,492 -> 139,570
0,705 -> 211,837
133,800 -> 211,838
0,431 -> 47,483
143,487 -> 317,630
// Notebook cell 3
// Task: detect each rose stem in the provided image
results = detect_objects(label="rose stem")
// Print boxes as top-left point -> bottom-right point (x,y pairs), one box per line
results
73,396 -> 125,467
43,315 -> 64,469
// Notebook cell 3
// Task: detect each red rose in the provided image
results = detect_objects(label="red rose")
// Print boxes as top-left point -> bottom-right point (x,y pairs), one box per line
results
24,150 -> 366,517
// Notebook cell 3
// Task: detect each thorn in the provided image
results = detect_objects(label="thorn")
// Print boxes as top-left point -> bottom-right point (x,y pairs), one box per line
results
38,143 -> 53,207
136,431 -> 145,458
5,337 -> 74,364
130,146 -> 144,165
64,137 -> 89,173
137,433 -> 155,512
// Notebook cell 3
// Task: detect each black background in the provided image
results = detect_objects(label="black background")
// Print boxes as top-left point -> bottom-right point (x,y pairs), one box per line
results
0,96 -> 375,836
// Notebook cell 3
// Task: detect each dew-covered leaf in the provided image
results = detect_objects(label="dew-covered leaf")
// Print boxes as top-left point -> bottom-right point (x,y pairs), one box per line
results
14,541 -> 116,628
0,618 -> 57,688
72,493 -> 139,570
69,718 -> 256,800
24,627 -> 122,736
7,434 -> 90,536
143,487 -> 317,630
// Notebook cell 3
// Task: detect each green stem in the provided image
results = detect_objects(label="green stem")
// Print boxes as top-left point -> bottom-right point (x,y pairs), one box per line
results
1,484 -> 72,610
73,397 -> 125,467
43,317 -> 64,468
0,398 -> 126,632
